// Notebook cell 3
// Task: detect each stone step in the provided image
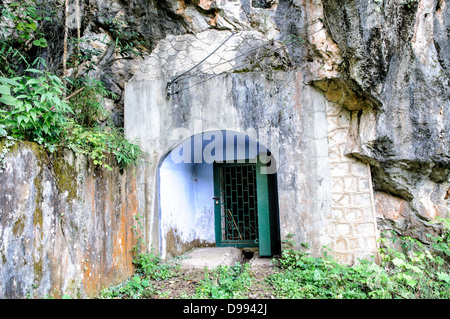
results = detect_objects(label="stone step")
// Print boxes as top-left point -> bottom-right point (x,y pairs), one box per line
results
175,247 -> 272,270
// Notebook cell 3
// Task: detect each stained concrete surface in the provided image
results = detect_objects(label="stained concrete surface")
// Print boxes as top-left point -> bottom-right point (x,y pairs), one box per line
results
176,247 -> 272,270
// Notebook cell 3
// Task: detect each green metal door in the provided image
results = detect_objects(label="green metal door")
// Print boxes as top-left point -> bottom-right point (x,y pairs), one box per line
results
213,158 -> 276,256
255,159 -> 272,256
213,163 -> 259,247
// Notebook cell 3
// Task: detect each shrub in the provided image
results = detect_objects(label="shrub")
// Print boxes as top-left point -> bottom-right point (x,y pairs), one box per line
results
0,69 -> 72,147
0,1 -> 145,172
66,76 -> 115,127
0,64 -> 146,171
268,228 -> 450,299
61,119 -> 145,170
99,275 -> 155,299
269,244 -> 376,299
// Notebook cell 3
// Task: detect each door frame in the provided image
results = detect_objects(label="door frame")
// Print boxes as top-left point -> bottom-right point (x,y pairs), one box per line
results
213,156 -> 280,256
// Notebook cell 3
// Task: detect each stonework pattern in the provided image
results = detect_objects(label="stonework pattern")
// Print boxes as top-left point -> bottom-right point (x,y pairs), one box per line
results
325,102 -> 379,265
135,29 -> 287,83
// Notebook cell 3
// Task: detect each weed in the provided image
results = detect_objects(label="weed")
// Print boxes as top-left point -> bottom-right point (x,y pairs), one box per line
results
401,0 -> 418,9
99,275 -> 155,299
0,2 -> 146,171
0,68 -> 73,145
194,262 -> 252,299
269,242 -> 372,298
0,135 -> 15,171
131,213 -> 145,254
133,248 -> 175,281
103,16 -> 147,57
269,226 -> 450,299
66,76 -> 116,127
100,248 -> 175,299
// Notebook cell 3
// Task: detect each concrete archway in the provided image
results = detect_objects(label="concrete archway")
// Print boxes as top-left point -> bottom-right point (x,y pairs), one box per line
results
158,130 -> 281,259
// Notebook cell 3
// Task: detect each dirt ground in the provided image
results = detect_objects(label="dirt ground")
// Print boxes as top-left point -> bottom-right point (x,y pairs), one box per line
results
150,264 -> 278,299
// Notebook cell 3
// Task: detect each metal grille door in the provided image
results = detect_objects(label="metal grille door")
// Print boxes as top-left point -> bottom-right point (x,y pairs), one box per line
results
217,164 -> 259,246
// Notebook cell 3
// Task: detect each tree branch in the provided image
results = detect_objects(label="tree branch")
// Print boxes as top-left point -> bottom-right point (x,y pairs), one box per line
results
64,87 -> 85,101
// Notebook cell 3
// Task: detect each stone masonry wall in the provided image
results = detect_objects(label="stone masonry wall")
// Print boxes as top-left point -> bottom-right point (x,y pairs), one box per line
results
325,103 -> 379,264
133,28 -> 290,83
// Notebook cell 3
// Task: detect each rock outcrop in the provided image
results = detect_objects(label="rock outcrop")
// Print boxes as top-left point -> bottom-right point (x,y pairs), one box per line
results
269,0 -> 449,241
320,0 -> 449,241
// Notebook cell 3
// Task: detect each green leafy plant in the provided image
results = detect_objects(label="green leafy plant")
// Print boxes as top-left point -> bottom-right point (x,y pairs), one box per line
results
378,236 -> 449,298
61,120 -> 112,169
0,68 -> 73,146
104,17 -> 147,57
67,37 -> 108,76
0,0 -> 55,76
427,217 -> 450,259
194,262 -> 252,299
131,213 -> 145,254
7,0 -> 48,47
0,1 -> 146,172
0,62 -> 145,171
62,119 -> 145,170
269,242 -> 371,299
99,275 -> 155,299
133,248 -> 175,281
66,76 -> 115,127
105,127 -> 146,170
378,220 -> 450,298
268,230 -> 450,299
401,0 -> 419,9
100,248 -> 174,299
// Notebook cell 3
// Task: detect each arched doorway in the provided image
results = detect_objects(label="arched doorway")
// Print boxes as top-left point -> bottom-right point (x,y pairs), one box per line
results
158,130 -> 280,258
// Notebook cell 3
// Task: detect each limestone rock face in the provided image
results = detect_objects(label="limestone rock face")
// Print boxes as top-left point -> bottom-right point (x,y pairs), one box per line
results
270,0 -> 449,239
319,0 -> 449,165
318,0 -> 449,239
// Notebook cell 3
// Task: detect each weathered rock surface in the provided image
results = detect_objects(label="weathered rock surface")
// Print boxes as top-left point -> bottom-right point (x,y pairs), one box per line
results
272,0 -> 449,240
0,141 -> 141,298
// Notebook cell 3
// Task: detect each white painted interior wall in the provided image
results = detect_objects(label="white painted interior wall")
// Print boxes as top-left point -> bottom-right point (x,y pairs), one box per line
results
159,159 -> 199,257
193,163 -> 215,242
